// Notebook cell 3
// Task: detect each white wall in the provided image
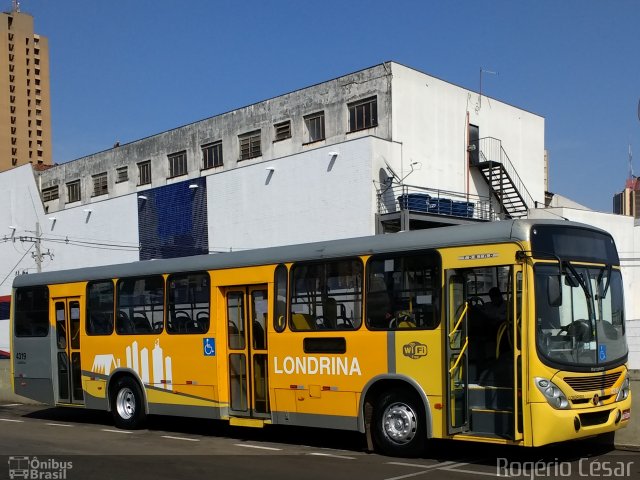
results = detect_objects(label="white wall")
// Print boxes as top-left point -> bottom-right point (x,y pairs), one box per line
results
390,64 -> 546,206
529,207 -> 640,369
206,136 -> 391,250
0,165 -> 46,296
0,166 -> 140,352
0,165 -> 45,352
36,194 -> 140,271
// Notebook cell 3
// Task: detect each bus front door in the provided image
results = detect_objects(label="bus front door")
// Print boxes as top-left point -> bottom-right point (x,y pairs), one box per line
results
53,298 -> 84,405
445,273 -> 470,434
226,286 -> 270,419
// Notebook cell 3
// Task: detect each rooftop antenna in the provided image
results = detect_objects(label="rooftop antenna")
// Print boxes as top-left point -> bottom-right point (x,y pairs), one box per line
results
476,68 -> 497,113
629,142 -> 634,179
12,0 -> 20,12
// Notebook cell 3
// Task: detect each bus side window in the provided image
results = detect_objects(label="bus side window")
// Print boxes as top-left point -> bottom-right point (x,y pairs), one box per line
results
273,264 -> 287,333
289,259 -> 363,331
116,276 -> 164,335
14,286 -> 49,337
167,272 -> 210,334
87,280 -> 114,336
366,251 -> 440,331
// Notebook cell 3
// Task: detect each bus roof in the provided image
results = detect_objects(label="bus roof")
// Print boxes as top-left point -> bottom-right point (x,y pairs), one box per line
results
11,219 -> 606,288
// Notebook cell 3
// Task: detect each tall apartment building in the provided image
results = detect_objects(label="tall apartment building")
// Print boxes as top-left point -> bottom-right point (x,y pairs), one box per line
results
0,6 -> 52,171
613,177 -> 640,219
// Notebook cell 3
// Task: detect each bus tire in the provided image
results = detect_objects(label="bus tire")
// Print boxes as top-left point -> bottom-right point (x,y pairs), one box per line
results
110,376 -> 147,430
372,389 -> 426,457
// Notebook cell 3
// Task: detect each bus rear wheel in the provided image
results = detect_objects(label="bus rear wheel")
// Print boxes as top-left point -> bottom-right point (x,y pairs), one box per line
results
110,376 -> 147,430
372,389 -> 426,457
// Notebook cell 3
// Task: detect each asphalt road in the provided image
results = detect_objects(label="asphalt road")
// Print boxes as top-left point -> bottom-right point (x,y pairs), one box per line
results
0,403 -> 638,480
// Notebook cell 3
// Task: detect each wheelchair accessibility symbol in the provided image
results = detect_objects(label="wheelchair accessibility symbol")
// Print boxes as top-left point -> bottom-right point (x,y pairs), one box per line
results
598,344 -> 607,362
203,338 -> 216,356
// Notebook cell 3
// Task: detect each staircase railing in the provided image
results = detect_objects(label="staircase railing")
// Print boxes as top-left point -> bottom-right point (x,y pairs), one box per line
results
474,137 -> 536,212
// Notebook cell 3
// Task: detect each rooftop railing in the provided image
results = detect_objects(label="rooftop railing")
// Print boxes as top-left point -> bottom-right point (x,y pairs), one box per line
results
376,182 -> 497,221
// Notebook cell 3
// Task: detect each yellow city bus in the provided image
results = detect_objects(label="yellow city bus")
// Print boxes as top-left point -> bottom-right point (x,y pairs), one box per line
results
10,219 -> 631,456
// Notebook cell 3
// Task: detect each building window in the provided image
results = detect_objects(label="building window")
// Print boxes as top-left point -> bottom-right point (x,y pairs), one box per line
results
239,130 -> 261,161
116,166 -> 128,183
67,180 -> 81,203
92,172 -> 108,197
138,160 -> 151,186
274,121 -> 291,142
202,141 -> 223,169
168,151 -> 187,178
304,112 -> 325,143
42,185 -> 59,202
348,96 -> 378,132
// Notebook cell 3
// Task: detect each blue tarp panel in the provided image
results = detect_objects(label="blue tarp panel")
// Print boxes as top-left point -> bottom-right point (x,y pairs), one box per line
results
138,177 -> 209,260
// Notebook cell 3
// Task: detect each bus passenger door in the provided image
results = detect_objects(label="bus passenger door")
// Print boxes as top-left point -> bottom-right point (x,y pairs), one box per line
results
445,273 -> 469,434
54,298 -> 84,405
512,267 -> 524,442
226,285 -> 270,418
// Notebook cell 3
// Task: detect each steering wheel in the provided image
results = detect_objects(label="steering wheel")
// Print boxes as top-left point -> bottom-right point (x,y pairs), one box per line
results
389,313 -> 415,329
558,320 -> 592,342
468,296 -> 484,307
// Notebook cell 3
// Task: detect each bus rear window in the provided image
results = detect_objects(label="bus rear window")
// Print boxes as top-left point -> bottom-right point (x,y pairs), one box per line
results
14,286 -> 50,337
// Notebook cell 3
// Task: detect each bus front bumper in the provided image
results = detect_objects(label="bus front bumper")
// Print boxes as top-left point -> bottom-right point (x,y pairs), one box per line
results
530,394 -> 632,446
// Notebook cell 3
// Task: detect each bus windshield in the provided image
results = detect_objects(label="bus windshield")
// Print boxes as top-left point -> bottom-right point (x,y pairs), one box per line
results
534,263 -> 627,369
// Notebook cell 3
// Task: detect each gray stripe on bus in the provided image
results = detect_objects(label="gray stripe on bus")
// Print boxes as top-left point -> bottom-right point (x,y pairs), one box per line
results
271,411 -> 358,431
387,330 -> 396,374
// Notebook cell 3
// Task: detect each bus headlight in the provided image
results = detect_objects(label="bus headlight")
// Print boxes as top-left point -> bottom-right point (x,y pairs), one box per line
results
616,373 -> 630,402
535,377 -> 570,409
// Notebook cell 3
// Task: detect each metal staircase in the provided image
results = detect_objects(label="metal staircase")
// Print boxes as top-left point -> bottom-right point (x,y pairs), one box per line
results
470,137 -> 535,219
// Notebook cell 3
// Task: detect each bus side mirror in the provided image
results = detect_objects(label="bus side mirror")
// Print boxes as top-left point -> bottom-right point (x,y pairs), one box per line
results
548,276 -> 562,307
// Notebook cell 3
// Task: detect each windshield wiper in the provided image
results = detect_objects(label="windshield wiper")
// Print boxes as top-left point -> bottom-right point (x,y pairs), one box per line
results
596,264 -> 612,300
562,260 -> 591,300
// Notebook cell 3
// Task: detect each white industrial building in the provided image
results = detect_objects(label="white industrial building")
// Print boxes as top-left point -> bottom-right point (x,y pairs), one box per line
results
0,62 -> 637,367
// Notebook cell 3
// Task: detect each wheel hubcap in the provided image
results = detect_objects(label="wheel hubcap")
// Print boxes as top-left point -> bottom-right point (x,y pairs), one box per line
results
116,387 -> 136,420
382,402 -> 417,444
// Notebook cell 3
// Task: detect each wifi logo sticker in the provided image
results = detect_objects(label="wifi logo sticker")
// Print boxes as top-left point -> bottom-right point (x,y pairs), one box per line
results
402,342 -> 428,359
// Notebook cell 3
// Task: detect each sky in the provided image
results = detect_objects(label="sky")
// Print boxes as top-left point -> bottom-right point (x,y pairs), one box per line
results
14,0 -> 640,213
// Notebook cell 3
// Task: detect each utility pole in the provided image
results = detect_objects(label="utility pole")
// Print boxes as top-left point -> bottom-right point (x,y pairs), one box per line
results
34,222 -> 41,273
27,221 -> 52,273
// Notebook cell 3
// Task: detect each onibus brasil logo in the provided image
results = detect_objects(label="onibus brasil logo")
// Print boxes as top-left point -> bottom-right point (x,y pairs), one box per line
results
8,456 -> 72,479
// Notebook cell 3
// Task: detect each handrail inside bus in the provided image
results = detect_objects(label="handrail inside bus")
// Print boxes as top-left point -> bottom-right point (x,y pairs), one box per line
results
449,302 -> 468,339
448,338 -> 468,374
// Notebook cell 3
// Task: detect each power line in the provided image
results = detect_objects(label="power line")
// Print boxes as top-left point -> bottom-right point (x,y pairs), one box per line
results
0,244 -> 34,287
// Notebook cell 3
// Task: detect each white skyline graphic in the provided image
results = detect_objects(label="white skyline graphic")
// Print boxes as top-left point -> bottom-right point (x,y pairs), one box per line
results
91,339 -> 173,389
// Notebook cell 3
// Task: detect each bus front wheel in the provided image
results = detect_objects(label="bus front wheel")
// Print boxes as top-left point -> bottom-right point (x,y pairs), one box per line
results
110,376 -> 147,430
372,389 -> 426,457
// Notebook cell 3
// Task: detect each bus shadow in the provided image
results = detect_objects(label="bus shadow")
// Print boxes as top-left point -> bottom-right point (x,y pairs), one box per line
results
145,414 -> 368,452
22,406 -> 621,463
24,406 -> 113,426
421,437 -> 618,465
